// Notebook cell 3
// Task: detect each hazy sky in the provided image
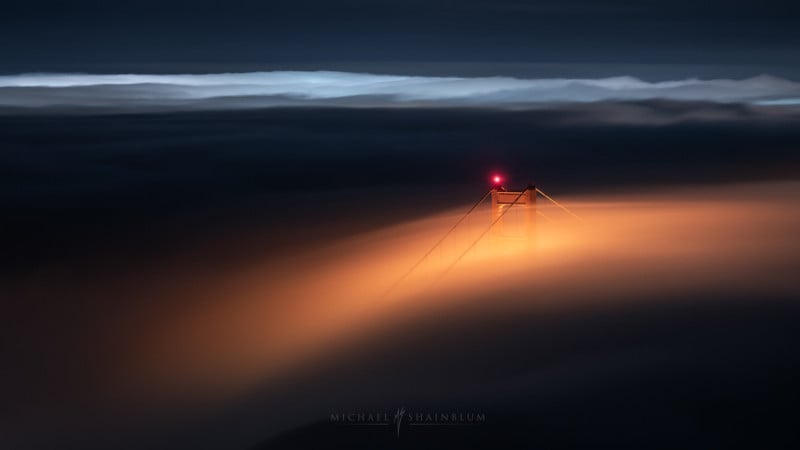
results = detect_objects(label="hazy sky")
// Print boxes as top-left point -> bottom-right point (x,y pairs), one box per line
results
1,0 -> 799,78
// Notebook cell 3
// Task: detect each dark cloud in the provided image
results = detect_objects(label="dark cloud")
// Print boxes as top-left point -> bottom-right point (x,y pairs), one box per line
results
2,105 -> 799,272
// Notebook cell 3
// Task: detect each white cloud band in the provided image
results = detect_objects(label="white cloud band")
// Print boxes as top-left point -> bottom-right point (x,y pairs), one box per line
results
1,71 -> 799,110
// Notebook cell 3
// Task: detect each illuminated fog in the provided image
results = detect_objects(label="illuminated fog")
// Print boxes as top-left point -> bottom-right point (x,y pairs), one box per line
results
59,182 -> 800,405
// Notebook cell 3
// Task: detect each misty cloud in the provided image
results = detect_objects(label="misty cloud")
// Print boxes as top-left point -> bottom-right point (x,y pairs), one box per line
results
2,71 -> 800,112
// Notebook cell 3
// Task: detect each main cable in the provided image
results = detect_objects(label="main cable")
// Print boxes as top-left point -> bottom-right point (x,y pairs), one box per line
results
380,189 -> 492,298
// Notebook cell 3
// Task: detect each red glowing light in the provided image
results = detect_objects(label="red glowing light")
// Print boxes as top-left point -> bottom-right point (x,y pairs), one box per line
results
492,175 -> 502,184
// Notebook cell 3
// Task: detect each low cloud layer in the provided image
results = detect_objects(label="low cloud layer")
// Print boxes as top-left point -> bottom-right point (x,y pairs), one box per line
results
1,71 -> 800,111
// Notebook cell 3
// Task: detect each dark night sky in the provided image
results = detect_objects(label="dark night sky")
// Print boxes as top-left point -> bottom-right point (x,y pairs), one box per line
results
1,0 -> 799,78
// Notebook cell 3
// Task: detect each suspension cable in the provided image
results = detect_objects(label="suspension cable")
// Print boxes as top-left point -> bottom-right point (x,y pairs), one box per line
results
433,189 -> 528,285
535,188 -> 585,224
380,189 -> 492,298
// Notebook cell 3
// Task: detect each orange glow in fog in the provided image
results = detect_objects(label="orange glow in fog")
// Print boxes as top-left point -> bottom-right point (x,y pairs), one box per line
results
17,182 -> 799,418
